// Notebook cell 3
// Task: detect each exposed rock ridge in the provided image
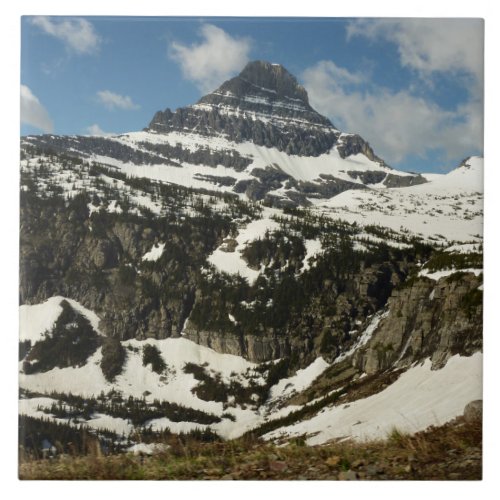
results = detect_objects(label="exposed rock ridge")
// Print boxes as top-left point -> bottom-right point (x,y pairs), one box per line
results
353,273 -> 483,373
148,61 -> 341,156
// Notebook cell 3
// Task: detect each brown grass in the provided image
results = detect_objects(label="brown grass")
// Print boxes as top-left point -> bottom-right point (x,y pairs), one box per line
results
19,415 -> 481,480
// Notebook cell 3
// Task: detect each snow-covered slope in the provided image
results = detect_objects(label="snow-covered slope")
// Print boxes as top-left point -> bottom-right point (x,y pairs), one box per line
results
19,296 -> 102,343
314,156 -> 483,242
264,352 -> 482,444
112,130 -> 401,185
19,296 -> 482,443
19,297 -> 330,439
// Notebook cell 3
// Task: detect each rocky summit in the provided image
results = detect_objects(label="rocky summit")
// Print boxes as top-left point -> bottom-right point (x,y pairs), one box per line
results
149,61 -> 339,156
19,60 -> 482,470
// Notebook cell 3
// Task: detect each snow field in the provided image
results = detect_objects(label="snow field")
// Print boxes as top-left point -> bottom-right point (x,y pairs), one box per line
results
19,296 -> 338,439
313,157 -> 483,243
100,129 -> 412,189
263,352 -> 482,444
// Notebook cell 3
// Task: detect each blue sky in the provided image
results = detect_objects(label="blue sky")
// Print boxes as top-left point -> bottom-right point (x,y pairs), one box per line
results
20,16 -> 483,173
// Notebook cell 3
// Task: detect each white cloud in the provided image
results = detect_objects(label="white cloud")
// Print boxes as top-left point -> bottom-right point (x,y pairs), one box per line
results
96,90 -> 140,110
302,61 -> 483,166
85,124 -> 113,137
336,19 -> 484,167
20,85 -> 53,133
347,19 -> 484,88
169,24 -> 252,93
31,16 -> 101,55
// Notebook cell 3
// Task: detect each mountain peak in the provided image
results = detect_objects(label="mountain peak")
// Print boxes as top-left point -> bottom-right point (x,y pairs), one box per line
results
236,60 -> 309,103
148,60 -> 339,156
196,59 -> 312,110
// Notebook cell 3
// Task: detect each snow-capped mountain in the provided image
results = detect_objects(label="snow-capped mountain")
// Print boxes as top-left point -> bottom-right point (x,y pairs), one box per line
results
22,61 -> 426,209
19,61 -> 483,453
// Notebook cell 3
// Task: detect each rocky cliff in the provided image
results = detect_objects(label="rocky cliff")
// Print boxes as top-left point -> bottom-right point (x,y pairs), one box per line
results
354,272 -> 483,373
148,61 -> 339,157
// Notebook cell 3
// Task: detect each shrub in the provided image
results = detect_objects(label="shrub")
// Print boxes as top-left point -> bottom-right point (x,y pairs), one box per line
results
117,264 -> 136,287
266,358 -> 290,387
100,337 -> 126,382
142,344 -> 166,374
24,300 -> 101,373
461,288 -> 483,318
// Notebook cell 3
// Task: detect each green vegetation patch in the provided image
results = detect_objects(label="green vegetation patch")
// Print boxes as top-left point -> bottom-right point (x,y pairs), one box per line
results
23,300 -> 101,374
101,337 -> 127,382
142,344 -> 167,374
424,251 -> 483,273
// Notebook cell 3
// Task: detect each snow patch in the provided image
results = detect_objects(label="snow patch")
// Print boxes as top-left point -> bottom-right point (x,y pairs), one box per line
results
419,268 -> 483,281
208,212 -> 281,284
445,243 -> 482,254
146,417 -> 208,434
127,442 -> 169,455
268,357 -> 330,405
86,413 -> 134,435
142,242 -> 165,262
301,239 -> 322,272
333,310 -> 389,364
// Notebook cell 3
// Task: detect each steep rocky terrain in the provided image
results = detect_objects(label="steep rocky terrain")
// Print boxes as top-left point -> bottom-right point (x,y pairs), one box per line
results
18,61 -> 483,463
354,271 -> 483,373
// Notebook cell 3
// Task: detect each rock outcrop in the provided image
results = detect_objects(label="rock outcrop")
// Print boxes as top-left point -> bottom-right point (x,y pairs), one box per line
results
353,272 -> 483,373
183,260 -> 411,363
149,61 -> 340,157
463,400 -> 482,422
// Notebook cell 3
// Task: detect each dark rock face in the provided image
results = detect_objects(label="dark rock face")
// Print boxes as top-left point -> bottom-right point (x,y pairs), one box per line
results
238,61 -> 310,102
183,262 -> 482,368
192,174 -> 237,187
347,170 -> 387,185
183,260 -> 409,363
346,168 -> 427,189
22,134 -> 176,166
19,191 -> 231,343
138,140 -> 252,171
384,173 -> 427,188
337,134 -> 387,167
148,61 -> 340,157
301,175 -> 366,198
